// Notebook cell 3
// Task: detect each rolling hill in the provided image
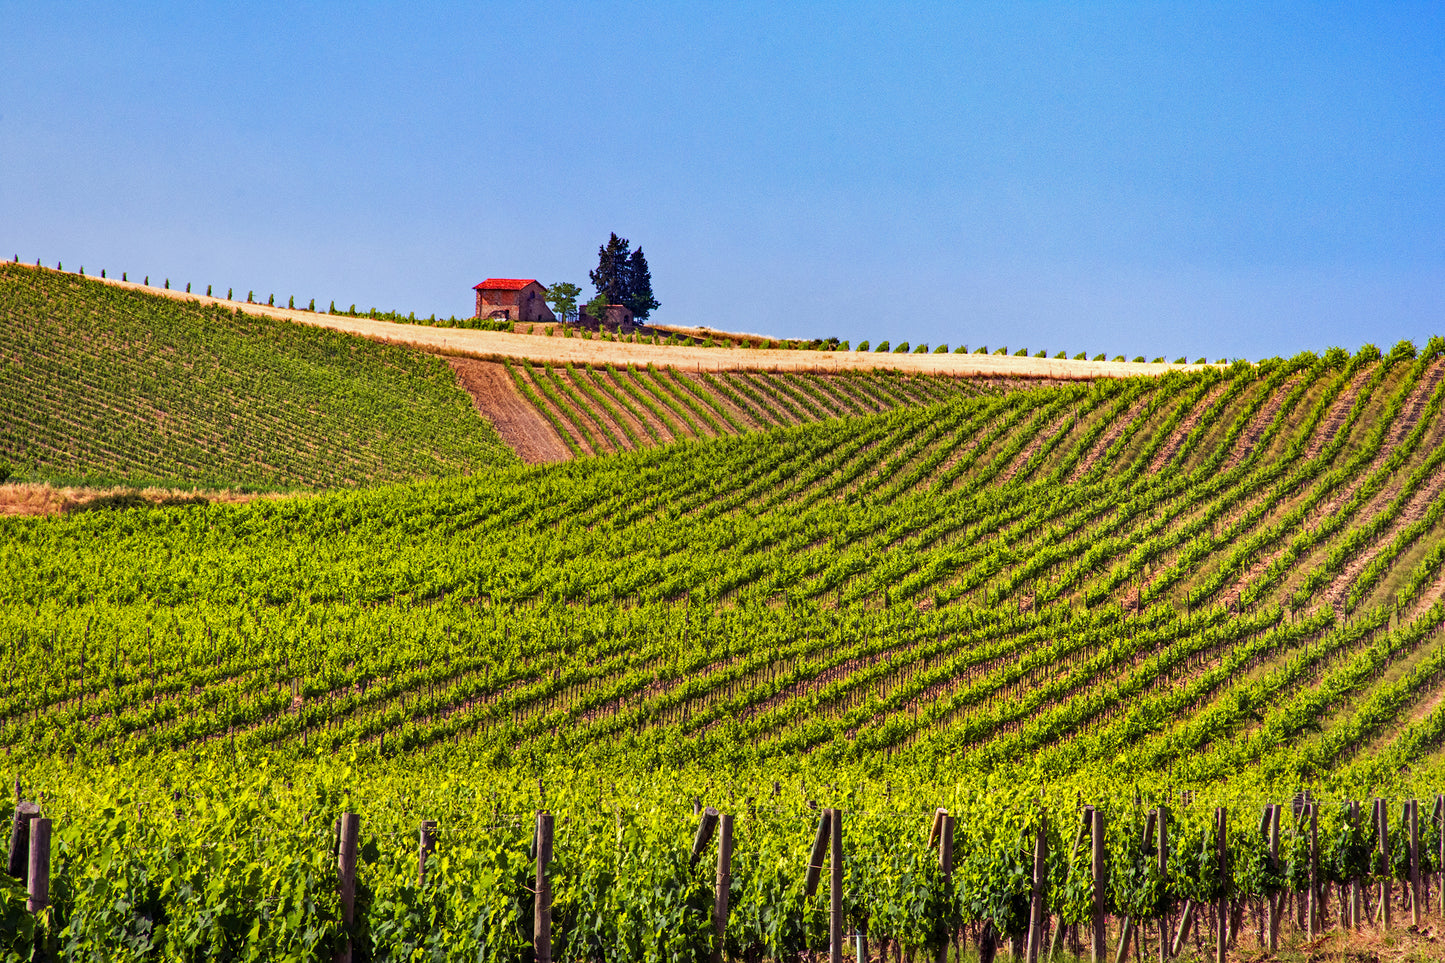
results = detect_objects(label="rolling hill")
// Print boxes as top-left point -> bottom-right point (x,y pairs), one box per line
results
5,261 -> 1445,961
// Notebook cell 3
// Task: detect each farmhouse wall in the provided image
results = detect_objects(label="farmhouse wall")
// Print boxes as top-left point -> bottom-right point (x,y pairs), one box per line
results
473,282 -> 556,323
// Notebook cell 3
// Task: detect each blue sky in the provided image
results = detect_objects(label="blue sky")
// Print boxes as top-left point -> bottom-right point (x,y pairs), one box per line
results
3,2 -> 1442,359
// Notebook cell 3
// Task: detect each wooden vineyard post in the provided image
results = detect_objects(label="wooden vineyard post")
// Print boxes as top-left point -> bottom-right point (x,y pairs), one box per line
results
806,809 -> 831,898
1267,804 -> 1281,949
6,801 -> 40,879
830,809 -> 843,963
1214,808 -> 1226,963
25,817 -> 49,914
335,812 -> 360,963
417,820 -> 437,886
1051,807 -> 1093,963
1157,806 -> 1169,963
1307,803 -> 1319,940
1349,801 -> 1362,929
1409,799 -> 1421,927
692,807 -> 720,868
937,812 -> 954,963
1092,807 -> 1106,963
1027,812 -> 1048,963
713,814 -> 733,963
1437,795 -> 1445,915
535,811 -> 554,963
1377,799 -> 1391,930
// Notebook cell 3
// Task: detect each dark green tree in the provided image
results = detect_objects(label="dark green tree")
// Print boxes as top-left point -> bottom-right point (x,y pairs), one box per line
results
623,247 -> 659,320
589,233 -> 631,304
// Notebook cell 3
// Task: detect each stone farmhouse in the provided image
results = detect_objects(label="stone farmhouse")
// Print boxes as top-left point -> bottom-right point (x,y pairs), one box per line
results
472,278 -> 556,323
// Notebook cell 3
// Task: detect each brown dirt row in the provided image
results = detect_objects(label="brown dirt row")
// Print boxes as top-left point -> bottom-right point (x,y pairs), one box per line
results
1223,374 -> 1304,470
446,359 -> 570,464
1321,470 -> 1445,616
1070,395 -> 1155,482
1148,381 -> 1232,473
72,268 -> 1213,379
999,410 -> 1075,484
1305,366 -> 1373,458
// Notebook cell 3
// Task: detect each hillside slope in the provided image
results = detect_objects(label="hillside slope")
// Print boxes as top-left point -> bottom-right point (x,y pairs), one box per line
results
0,263 -> 516,488
8,340 -> 1445,961
6,341 -> 1445,781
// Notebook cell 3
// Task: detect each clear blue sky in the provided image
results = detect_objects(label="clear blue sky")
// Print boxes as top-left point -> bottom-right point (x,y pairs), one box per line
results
3,2 -> 1442,359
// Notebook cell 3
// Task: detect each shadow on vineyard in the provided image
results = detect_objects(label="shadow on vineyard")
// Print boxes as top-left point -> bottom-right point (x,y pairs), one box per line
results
5,263 -> 1445,961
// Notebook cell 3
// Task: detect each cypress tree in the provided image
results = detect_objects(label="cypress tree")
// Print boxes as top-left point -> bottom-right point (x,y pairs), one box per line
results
589,232 -> 631,304
623,247 -> 659,320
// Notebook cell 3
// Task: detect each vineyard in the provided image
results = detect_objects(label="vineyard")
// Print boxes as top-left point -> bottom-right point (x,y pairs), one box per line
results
0,263 -> 515,489
5,261 -> 1445,959
492,357 -> 982,459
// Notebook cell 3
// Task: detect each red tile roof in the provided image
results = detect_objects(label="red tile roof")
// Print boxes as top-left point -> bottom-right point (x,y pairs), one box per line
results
473,278 -> 540,291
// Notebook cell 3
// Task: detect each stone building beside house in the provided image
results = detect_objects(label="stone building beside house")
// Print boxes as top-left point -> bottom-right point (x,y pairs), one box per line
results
473,279 -> 556,323
579,302 -> 636,329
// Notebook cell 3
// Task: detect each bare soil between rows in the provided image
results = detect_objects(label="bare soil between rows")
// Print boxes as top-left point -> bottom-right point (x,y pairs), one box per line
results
446,358 -> 571,464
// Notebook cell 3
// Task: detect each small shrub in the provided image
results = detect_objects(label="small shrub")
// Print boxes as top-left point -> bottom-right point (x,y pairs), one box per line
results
912,343 -> 927,353
185,282 -> 191,293
164,278 -> 169,289
1174,357 -> 1187,364
288,295 -> 295,308
1151,357 -> 1164,363
876,341 -> 891,353
206,285 -> 212,296
1074,352 -> 1086,360
268,294 -> 275,306
1194,357 -> 1206,364
934,344 -> 948,353
1215,358 -> 1226,364
1132,356 -> 1145,362
856,340 -> 870,352
954,345 -> 968,353
1054,351 -> 1065,359
975,346 -> 987,354
1035,350 -> 1046,358
994,346 -> 1008,355
310,299 -> 317,312
329,301 -> 336,313
247,291 -> 254,303
1113,355 -> 1126,361
1093,353 -> 1105,361
894,342 -> 910,353
1389,339 -> 1418,362
838,340 -> 850,351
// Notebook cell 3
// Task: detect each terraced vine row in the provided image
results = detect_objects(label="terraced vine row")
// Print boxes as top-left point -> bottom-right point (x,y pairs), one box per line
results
498,359 -> 985,458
